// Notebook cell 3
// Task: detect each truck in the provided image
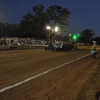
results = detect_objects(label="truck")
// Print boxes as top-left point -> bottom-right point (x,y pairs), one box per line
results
45,43 -> 77,51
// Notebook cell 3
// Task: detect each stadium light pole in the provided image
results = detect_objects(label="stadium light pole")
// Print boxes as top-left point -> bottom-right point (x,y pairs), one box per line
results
46,26 -> 51,43
54,26 -> 59,43
46,26 -> 59,43
54,26 -> 59,32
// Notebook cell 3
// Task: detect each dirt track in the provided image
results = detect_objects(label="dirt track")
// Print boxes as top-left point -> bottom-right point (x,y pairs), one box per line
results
0,48 -> 100,100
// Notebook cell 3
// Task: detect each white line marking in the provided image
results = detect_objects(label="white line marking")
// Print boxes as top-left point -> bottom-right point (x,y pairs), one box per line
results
0,54 -> 90,93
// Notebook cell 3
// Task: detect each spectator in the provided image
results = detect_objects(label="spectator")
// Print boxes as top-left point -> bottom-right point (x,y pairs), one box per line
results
91,41 -> 97,59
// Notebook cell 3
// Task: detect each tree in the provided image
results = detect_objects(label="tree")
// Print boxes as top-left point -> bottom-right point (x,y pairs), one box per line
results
32,4 -> 49,39
46,5 -> 71,42
19,5 -> 48,39
0,22 -> 19,37
79,29 -> 95,43
0,22 -> 5,37
11,24 -> 19,37
19,4 -> 71,39
94,37 -> 100,45
46,5 -> 71,32
18,13 -> 36,37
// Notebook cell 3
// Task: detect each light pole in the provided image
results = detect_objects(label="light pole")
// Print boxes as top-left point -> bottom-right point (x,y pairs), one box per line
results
46,26 -> 59,43
46,26 -> 51,43
54,26 -> 59,32
54,26 -> 59,43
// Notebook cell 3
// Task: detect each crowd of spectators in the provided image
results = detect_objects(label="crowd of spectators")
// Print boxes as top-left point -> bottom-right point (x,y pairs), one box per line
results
0,37 -> 46,46
0,37 -> 64,46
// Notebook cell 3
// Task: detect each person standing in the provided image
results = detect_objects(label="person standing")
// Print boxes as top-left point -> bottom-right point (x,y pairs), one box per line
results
91,41 -> 97,59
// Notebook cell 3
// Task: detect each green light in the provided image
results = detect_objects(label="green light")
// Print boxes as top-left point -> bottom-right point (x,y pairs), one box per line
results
71,34 -> 78,40
73,35 -> 77,39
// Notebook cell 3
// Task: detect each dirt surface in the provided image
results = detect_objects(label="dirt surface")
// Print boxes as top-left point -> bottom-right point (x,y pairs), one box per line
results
0,47 -> 100,100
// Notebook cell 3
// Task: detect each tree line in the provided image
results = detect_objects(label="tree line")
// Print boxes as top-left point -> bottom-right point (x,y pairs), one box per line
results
0,4 -> 100,45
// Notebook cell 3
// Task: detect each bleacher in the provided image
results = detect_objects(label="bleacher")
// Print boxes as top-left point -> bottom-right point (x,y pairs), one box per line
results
0,37 -> 47,50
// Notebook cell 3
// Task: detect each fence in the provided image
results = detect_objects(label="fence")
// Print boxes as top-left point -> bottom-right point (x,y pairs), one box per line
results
0,44 -> 47,51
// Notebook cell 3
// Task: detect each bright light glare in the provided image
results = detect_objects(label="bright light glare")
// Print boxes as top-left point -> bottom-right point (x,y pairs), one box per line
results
46,26 -> 51,30
73,35 -> 77,39
55,27 -> 59,32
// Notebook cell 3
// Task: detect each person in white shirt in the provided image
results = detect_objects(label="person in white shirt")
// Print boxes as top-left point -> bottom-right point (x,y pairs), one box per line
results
91,41 -> 97,59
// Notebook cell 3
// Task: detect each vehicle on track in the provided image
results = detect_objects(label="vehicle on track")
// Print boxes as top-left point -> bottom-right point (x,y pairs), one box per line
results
45,43 -> 77,51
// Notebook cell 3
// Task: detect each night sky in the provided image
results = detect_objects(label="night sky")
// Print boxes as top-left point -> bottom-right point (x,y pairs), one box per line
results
0,0 -> 100,37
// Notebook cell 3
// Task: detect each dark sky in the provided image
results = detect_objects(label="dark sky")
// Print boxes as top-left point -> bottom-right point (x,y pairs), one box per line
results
0,0 -> 100,37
